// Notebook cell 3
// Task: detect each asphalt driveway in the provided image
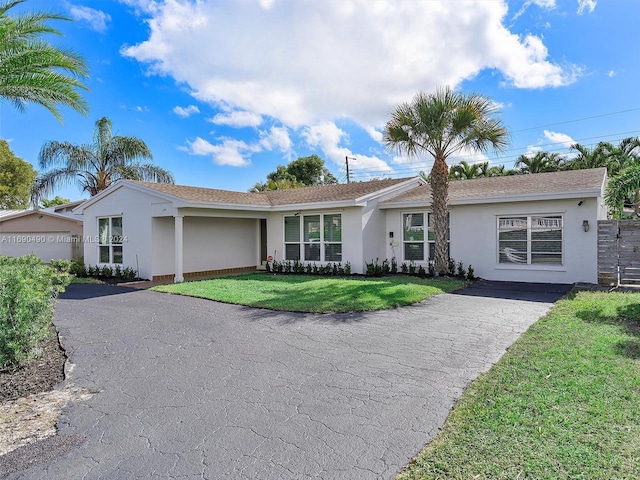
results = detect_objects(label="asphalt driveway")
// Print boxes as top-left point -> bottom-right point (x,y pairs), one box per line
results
4,280 -> 571,479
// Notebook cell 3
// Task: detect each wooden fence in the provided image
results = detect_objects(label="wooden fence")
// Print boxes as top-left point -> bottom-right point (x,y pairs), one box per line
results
598,220 -> 640,286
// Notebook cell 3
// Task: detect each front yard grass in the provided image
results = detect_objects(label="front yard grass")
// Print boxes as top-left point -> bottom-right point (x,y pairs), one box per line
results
398,289 -> 640,480
151,273 -> 465,312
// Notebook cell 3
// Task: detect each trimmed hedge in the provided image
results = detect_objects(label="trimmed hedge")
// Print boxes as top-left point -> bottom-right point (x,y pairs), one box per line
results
0,255 -> 71,368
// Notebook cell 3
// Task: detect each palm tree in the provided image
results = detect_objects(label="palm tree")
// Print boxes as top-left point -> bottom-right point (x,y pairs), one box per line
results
384,87 -> 508,274
33,117 -> 174,202
0,0 -> 89,121
568,138 -> 640,176
605,165 -> 640,217
515,151 -> 563,174
449,160 -> 481,180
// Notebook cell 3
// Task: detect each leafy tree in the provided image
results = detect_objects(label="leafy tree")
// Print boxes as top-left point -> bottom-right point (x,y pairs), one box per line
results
384,87 -> 508,274
33,117 -> 174,202
515,151 -> 563,174
0,0 -> 89,121
251,154 -> 337,192
0,138 -> 36,208
40,195 -> 70,207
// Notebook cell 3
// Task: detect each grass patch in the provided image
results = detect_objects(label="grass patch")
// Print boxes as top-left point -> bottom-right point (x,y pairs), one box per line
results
398,290 -> 640,480
151,273 -> 465,313
70,276 -> 103,284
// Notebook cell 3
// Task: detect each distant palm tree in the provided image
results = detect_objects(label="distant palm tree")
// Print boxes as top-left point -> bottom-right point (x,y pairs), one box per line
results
384,87 -> 508,274
569,137 -> 640,176
33,117 -> 174,202
515,151 -> 563,174
0,0 -> 89,121
449,160 -> 481,180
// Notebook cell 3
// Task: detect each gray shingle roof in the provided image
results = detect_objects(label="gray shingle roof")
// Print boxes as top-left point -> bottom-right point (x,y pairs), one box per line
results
130,177 -> 413,206
381,168 -> 607,205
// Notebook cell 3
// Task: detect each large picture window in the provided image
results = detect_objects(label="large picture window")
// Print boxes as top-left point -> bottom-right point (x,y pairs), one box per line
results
284,213 -> 342,262
498,215 -> 563,265
98,216 -> 123,264
403,212 -> 449,262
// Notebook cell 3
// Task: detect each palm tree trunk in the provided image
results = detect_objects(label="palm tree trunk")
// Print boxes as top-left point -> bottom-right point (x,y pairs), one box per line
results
430,156 -> 449,275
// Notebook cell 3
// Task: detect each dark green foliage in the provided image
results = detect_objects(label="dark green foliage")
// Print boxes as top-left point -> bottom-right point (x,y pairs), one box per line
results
428,261 -> 436,277
100,265 -> 113,278
456,261 -> 466,278
0,255 -> 71,367
401,262 -> 409,274
447,258 -> 456,276
391,258 -> 398,274
418,265 -> 426,278
467,265 -> 475,280
268,260 -> 351,277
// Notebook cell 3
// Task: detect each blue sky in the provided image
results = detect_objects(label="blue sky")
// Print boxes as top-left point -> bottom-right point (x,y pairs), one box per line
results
3,0 -> 640,202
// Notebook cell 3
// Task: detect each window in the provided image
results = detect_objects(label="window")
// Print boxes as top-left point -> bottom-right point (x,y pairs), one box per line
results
284,213 -> 342,262
98,217 -> 123,264
498,215 -> 563,265
403,212 -> 449,262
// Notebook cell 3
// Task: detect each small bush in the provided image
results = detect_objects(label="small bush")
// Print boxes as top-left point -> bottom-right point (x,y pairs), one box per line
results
391,258 -> 398,274
448,258 -> 456,276
366,258 -> 384,277
100,265 -> 113,278
69,257 -> 87,277
401,262 -> 409,274
456,261 -> 467,278
428,261 -> 435,277
418,265 -> 426,278
408,261 -> 417,275
344,261 -> 351,276
467,265 -> 475,280
0,255 -> 71,368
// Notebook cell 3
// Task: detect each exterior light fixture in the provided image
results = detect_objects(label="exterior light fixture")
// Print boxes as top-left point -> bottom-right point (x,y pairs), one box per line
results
582,220 -> 589,232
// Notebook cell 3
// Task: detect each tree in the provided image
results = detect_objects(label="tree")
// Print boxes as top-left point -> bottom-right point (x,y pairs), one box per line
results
449,160 -> 481,180
40,195 -> 70,207
33,117 -> 174,202
251,154 -> 337,192
384,87 -> 508,274
0,0 -> 89,121
568,138 -> 640,176
515,151 -> 563,174
0,138 -> 36,208
605,165 -> 640,218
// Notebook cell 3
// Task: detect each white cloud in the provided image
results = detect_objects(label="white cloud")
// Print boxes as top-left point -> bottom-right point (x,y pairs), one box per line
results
122,0 -> 579,130
173,105 -> 200,118
543,130 -> 575,149
302,122 -> 392,178
512,0 -> 557,21
208,111 -> 263,128
182,137 -> 253,167
577,0 -> 597,15
259,126 -> 293,154
608,70 -> 617,78
68,5 -> 111,33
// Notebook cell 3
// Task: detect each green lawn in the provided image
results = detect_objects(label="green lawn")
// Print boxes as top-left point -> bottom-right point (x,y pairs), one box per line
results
398,289 -> 640,480
151,273 -> 465,312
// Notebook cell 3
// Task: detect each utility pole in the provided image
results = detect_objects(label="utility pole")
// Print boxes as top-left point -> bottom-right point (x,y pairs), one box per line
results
345,156 -> 355,184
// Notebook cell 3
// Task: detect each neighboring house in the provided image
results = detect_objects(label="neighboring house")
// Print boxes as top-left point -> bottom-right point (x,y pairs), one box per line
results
75,168 -> 608,284
0,200 -> 85,261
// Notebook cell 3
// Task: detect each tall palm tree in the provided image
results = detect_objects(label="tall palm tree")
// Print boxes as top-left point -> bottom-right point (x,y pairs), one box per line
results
515,151 -> 563,174
0,0 -> 89,121
33,117 -> 174,202
384,87 -> 508,274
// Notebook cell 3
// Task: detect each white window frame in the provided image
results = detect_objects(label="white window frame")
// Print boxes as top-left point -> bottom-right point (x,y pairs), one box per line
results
98,216 -> 123,264
402,212 -> 450,262
283,213 -> 342,262
497,214 -> 564,266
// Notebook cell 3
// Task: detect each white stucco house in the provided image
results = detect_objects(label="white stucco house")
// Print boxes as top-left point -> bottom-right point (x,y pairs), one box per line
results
75,167 -> 608,284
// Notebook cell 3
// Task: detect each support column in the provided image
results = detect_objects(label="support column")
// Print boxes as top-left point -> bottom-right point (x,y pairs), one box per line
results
174,215 -> 184,283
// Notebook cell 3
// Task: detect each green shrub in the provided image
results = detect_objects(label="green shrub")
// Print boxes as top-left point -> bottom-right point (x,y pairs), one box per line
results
0,255 -> 71,368
69,257 -> 87,277
467,265 -> 475,280
390,258 -> 398,274
49,259 -> 71,273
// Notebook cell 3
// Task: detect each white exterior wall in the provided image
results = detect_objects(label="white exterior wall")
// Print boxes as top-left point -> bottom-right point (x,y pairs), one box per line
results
385,196 -> 602,284
267,207 -> 368,273
152,217 -> 175,277
182,216 -> 258,273
82,188 -> 155,278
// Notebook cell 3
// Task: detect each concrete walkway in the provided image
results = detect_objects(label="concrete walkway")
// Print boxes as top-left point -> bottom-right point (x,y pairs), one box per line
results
4,280 -> 571,479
